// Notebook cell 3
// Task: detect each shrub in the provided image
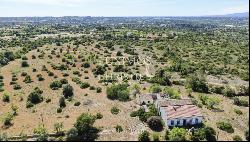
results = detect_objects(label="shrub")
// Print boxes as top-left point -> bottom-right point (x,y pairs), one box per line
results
2,92 -> 10,102
186,74 -> 208,93
66,128 -> 78,141
150,84 -> 162,93
33,125 -> 48,141
37,74 -> 44,81
63,84 -> 74,98
50,80 -> 62,90
57,108 -> 62,113
163,87 -> 181,99
233,97 -> 249,107
138,131 -> 150,141
82,62 -> 90,68
45,98 -> 51,103
107,84 -> 130,101
74,101 -> 81,106
89,86 -> 95,90
169,127 -> 187,141
233,135 -> 243,141
96,87 -> 102,93
245,130 -> 249,141
152,133 -> 160,141
96,113 -> 103,119
149,69 -> 172,86
27,87 -> 43,106
115,125 -> 123,133
234,108 -> 243,115
23,75 -> 32,83
48,71 -> 54,76
80,82 -> 90,89
59,97 -> 66,108
92,65 -> 106,75
21,61 -> 29,67
217,121 -> 234,133
21,72 -> 27,76
74,113 -> 99,141
2,112 -> 14,126
223,86 -> 236,97
203,126 -> 216,141
60,78 -> 68,84
13,84 -> 22,90
111,106 -> 120,115
147,116 -> 163,131
22,56 -> 28,60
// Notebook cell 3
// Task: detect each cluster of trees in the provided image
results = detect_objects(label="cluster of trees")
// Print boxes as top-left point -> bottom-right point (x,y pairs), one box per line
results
106,84 -> 130,101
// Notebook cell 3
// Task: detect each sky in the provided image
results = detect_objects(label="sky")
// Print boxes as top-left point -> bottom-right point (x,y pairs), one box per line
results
0,0 -> 249,17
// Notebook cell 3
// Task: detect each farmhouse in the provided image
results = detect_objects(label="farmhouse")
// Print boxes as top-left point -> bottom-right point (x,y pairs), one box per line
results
156,99 -> 203,127
138,94 -> 203,127
137,93 -> 168,105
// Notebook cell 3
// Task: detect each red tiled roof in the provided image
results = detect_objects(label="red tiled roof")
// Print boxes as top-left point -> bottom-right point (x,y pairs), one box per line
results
158,99 -> 193,107
162,105 -> 202,119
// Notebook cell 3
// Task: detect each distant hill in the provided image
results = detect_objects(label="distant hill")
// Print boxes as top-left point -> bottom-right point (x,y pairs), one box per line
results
209,12 -> 249,17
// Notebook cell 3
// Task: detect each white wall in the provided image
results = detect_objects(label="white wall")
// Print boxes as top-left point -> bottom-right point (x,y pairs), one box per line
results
167,116 -> 203,127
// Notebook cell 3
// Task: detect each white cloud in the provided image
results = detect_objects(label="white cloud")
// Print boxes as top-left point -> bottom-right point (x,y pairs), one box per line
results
222,5 -> 249,14
1,0 -> 90,7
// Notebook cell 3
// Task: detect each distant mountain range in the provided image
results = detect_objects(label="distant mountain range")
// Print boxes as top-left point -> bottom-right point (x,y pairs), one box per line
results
209,12 -> 249,17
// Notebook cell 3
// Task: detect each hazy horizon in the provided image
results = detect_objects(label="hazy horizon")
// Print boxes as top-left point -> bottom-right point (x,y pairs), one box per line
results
0,0 -> 249,17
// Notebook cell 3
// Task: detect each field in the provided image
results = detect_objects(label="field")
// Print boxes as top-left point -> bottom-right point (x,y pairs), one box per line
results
0,17 -> 249,141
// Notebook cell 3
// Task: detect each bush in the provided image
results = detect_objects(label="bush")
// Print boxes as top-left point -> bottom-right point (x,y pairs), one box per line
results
2,112 -> 14,126
233,135 -> 243,141
234,108 -> 243,115
138,131 -> 150,141
82,62 -> 90,68
74,113 -> 99,141
245,130 -> 249,141
217,121 -> 234,133
96,87 -> 102,93
50,80 -> 62,90
33,125 -> 48,141
149,69 -> 172,86
57,108 -> 62,113
21,61 -> 29,67
169,127 -> 187,141
150,84 -> 162,93
96,113 -> 103,119
21,72 -> 27,76
13,84 -> 22,90
23,75 -> 32,83
147,116 -> 163,131
74,101 -> 81,106
27,87 -> 43,106
63,84 -> 74,98
66,128 -> 78,141
107,84 -> 130,101
37,74 -> 44,81
111,106 -> 120,115
223,86 -> 236,97
2,92 -> 10,102
203,126 -> 216,141
233,97 -> 249,107
80,82 -> 90,89
60,78 -> 68,84
115,125 -> 123,133
59,97 -> 66,108
163,87 -> 181,99
186,74 -> 208,93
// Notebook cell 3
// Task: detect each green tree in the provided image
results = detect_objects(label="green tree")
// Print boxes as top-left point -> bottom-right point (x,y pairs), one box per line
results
33,124 -> 48,141
138,131 -> 150,141
63,84 -> 74,98
169,127 -> 187,141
